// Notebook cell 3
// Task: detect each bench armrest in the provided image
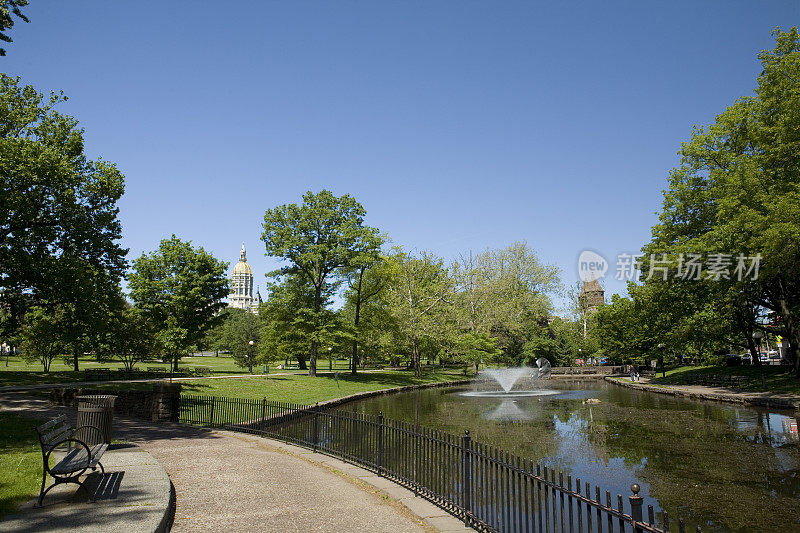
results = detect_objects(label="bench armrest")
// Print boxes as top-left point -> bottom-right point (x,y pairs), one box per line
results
74,424 -> 105,444
45,438 -> 93,477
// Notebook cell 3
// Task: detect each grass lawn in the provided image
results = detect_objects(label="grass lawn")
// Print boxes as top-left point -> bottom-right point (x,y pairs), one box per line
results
0,412 -> 45,517
96,367 -> 471,404
0,354 -> 356,388
650,365 -> 800,395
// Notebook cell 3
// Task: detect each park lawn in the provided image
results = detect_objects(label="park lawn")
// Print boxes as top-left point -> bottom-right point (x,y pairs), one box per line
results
0,354 -> 324,388
0,412 -> 45,517
94,367 -> 471,404
651,365 -> 800,395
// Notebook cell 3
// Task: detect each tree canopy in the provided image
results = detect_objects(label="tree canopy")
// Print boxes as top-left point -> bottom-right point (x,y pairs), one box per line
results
0,74 -> 127,364
262,189 -> 381,376
128,235 -> 228,370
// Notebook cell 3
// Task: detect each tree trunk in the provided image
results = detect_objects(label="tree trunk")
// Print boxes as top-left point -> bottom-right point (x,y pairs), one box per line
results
173,354 -> 179,372
351,340 -> 359,376
775,290 -> 800,377
746,333 -> 760,366
351,276 -> 362,376
412,337 -> 421,378
309,340 -> 317,376
73,347 -> 79,372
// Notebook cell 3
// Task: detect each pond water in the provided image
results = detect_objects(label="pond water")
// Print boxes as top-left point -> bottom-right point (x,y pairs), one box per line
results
342,379 -> 800,532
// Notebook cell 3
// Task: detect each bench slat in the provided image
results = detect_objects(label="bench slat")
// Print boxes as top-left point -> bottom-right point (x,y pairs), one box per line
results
50,443 -> 108,475
37,414 -> 67,432
42,427 -> 71,447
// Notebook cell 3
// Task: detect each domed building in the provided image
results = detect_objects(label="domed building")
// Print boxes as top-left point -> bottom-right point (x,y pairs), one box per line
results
229,244 -> 262,314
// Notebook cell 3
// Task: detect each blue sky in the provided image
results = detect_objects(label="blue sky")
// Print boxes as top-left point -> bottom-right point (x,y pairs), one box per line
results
3,1 -> 798,310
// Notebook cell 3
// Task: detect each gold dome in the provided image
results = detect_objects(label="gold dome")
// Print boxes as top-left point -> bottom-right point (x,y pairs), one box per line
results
232,261 -> 252,275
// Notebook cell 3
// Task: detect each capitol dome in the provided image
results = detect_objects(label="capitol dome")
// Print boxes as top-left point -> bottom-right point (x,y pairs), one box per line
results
229,243 -> 261,314
232,259 -> 253,275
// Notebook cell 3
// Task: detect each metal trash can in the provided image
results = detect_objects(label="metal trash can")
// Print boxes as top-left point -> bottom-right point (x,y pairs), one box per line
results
76,395 -> 117,445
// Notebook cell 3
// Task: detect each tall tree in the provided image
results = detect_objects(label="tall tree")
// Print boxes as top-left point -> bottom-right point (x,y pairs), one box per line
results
217,308 -> 261,373
261,190 -> 381,376
0,74 -> 127,354
343,250 -> 387,375
0,0 -> 29,56
18,305 -> 66,372
128,235 -> 228,371
451,242 -> 561,365
384,249 -> 453,377
100,303 -> 156,371
646,27 -> 800,375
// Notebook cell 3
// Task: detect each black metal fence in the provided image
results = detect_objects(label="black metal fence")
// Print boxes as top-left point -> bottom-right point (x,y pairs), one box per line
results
179,394 -> 699,533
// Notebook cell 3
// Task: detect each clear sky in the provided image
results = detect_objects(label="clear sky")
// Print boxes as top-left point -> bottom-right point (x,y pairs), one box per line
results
3,1 -> 798,310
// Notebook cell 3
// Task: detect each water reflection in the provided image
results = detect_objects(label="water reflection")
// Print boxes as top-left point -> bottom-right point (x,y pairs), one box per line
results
345,380 -> 800,532
485,400 -> 534,422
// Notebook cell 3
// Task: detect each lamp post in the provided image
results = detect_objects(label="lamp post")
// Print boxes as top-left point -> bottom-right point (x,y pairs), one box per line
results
248,340 -> 254,374
578,348 -> 582,366
657,343 -> 666,378
328,346 -> 333,371
752,330 -> 765,389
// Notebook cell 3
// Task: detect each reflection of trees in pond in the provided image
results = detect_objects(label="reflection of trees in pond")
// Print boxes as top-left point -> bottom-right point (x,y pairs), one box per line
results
586,400 -> 800,531
348,383 -> 800,532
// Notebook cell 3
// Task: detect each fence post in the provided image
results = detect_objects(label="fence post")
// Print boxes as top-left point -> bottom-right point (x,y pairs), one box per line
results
462,430 -> 472,526
209,396 -> 215,427
629,483 -> 643,533
377,411 -> 384,477
260,397 -> 267,433
313,403 -> 319,452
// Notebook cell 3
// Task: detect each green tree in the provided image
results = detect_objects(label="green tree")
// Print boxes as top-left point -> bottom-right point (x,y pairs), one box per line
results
0,0 -> 29,56
384,249 -> 454,377
0,75 -> 127,356
451,242 -> 560,365
261,190 -> 381,376
18,305 -> 65,372
646,27 -> 800,375
128,235 -> 228,371
343,251 -> 387,375
456,331 -> 502,375
258,274 -> 317,370
101,304 -> 156,371
217,308 -> 261,373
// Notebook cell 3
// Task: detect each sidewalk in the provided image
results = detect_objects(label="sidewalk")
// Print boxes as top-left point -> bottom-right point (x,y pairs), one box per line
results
0,393 -> 473,533
606,376 -> 800,410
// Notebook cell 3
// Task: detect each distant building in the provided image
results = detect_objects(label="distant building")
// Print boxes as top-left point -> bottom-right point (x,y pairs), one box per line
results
229,244 -> 261,314
579,274 -> 604,336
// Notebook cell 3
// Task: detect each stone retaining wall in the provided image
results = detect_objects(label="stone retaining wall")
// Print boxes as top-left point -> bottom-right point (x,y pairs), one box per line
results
605,376 -> 800,411
49,383 -> 183,422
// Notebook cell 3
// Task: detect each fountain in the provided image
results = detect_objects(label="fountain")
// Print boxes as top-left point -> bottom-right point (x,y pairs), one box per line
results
458,359 -> 559,398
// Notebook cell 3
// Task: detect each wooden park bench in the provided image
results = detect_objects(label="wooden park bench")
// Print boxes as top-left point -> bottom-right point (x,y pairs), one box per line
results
33,414 -> 108,506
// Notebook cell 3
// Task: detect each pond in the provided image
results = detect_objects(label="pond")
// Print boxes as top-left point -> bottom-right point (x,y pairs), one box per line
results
342,379 -> 800,532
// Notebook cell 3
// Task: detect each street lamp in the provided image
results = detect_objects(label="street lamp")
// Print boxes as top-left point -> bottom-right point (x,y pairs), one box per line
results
657,343 -> 666,378
248,340 -> 254,374
752,330 -> 765,389
328,346 -> 333,371
2,342 -> 7,367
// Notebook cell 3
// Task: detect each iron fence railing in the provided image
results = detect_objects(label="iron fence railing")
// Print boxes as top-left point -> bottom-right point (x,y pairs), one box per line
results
179,394 -> 699,533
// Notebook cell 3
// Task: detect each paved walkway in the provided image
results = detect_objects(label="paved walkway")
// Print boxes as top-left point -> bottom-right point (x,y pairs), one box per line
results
606,376 -> 800,410
1,393 -> 473,533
